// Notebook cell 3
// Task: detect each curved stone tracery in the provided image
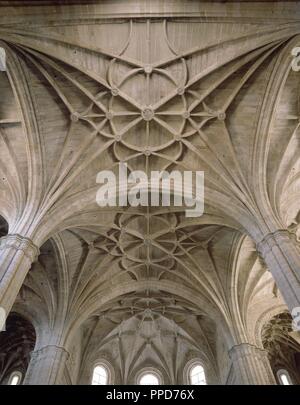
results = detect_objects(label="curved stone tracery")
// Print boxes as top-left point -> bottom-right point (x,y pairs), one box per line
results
0,0 -> 299,385
262,312 -> 300,384
78,290 -> 219,385
0,18 -> 298,241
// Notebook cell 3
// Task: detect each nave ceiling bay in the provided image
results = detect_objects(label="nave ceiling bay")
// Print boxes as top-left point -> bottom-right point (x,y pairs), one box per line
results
0,19 -> 299,246
0,3 -> 299,385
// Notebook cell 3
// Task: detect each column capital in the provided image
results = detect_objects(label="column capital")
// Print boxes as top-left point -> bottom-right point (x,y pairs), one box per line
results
0,234 -> 40,262
228,343 -> 268,361
228,343 -> 276,384
30,345 -> 69,361
256,229 -> 298,256
24,345 -> 70,385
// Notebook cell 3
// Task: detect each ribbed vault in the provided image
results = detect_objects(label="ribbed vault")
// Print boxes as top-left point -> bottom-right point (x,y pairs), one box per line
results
262,312 -> 300,384
0,313 -> 36,384
0,18 -> 298,242
0,2 -> 299,385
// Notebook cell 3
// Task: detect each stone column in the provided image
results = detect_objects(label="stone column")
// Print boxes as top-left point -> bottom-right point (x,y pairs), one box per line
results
0,234 -> 39,315
256,230 -> 300,311
23,345 -> 69,385
229,343 -> 276,385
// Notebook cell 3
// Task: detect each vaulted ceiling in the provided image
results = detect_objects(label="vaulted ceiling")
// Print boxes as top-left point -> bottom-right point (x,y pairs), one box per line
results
0,1 -> 299,384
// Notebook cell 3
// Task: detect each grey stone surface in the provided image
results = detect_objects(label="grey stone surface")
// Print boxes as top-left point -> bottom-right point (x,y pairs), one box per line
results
0,0 -> 299,385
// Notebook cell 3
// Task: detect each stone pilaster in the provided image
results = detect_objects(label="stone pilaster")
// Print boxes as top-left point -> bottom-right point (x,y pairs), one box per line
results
256,229 -> 300,311
0,234 -> 39,315
23,345 -> 69,385
229,343 -> 276,385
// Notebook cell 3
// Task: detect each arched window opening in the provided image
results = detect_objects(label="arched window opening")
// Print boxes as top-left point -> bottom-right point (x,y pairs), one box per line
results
92,365 -> 108,385
277,369 -> 292,385
189,364 -> 206,385
8,371 -> 22,385
137,368 -> 162,385
139,373 -> 159,385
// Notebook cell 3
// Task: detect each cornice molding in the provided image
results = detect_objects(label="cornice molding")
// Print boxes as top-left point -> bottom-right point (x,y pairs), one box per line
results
0,1 -> 300,26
